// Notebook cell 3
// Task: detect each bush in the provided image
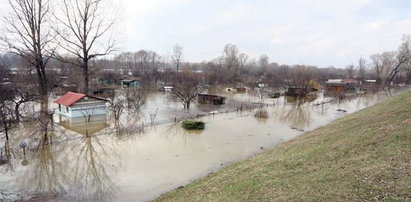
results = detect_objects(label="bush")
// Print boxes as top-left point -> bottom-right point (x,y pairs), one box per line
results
182,120 -> 205,130
254,109 -> 268,119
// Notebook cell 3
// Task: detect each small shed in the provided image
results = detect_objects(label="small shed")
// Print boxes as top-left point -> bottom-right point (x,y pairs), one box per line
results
96,77 -> 116,85
225,87 -> 247,93
163,86 -> 173,92
120,79 -> 140,88
325,79 -> 358,93
234,87 -> 247,93
54,91 -> 108,118
198,94 -> 226,105
364,80 -> 377,86
285,87 -> 308,97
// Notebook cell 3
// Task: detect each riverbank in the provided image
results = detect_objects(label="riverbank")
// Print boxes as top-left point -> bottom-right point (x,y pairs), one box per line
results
155,90 -> 411,201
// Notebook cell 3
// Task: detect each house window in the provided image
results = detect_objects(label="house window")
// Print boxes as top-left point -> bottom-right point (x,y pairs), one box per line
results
66,107 -> 69,113
59,104 -> 61,112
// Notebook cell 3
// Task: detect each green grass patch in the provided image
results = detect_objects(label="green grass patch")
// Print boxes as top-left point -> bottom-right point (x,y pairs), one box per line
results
182,120 -> 205,130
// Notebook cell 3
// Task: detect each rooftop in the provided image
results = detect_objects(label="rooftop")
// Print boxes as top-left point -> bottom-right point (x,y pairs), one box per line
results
54,91 -> 86,107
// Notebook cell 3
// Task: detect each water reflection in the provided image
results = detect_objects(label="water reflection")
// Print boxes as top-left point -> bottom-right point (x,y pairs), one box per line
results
20,144 -> 66,198
278,98 -> 311,129
64,135 -> 119,201
58,115 -> 109,136
0,115 -> 119,201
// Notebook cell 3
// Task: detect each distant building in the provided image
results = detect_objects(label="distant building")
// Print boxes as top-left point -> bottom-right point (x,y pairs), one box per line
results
198,94 -> 226,105
120,79 -> 140,88
225,87 -> 247,93
163,86 -> 173,92
54,92 -> 107,118
325,79 -> 359,93
96,77 -> 116,86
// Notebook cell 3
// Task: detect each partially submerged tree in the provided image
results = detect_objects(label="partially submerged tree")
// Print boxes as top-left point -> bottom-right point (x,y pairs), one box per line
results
2,0 -> 55,110
289,65 -> 317,90
123,88 -> 145,113
0,101 -> 17,144
107,93 -> 126,122
170,71 -> 204,109
56,0 -> 116,93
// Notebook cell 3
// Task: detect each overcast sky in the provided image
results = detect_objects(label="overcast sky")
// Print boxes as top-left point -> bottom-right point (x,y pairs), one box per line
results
1,0 -> 411,68
115,0 -> 411,67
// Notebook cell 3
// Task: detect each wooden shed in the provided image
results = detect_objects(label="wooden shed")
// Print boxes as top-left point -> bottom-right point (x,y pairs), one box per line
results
198,94 -> 226,105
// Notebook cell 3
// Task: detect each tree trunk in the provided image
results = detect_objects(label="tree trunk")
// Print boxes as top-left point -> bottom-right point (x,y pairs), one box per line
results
83,62 -> 89,94
40,94 -> 49,114
36,60 -> 49,113
186,101 -> 190,109
5,129 -> 9,142
15,103 -> 21,123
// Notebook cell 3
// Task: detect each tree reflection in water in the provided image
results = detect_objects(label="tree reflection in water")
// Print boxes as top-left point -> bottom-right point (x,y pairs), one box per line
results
10,118 -> 121,201
278,97 -> 312,130
20,144 -> 66,199
66,134 -> 119,201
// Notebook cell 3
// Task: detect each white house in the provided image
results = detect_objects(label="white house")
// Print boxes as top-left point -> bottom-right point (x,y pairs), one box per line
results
54,91 -> 107,118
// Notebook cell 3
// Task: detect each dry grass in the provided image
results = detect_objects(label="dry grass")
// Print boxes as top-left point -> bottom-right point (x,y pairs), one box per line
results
154,90 -> 411,202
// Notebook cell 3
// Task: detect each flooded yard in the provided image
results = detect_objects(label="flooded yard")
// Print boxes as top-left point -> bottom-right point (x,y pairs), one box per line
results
0,89 -> 404,201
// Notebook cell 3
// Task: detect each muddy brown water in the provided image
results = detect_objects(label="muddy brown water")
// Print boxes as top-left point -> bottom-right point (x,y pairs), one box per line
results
0,90 -> 404,201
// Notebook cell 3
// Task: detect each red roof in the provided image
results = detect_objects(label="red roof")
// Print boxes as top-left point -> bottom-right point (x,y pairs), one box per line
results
54,91 -> 86,106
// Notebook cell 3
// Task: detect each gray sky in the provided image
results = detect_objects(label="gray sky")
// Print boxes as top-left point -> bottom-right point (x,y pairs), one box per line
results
1,0 -> 411,67
118,0 -> 411,67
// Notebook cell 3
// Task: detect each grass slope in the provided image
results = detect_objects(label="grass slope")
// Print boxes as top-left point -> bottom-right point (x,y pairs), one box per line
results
155,91 -> 411,202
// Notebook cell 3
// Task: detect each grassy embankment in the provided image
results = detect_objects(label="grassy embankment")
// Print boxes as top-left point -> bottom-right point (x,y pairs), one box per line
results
155,90 -> 411,201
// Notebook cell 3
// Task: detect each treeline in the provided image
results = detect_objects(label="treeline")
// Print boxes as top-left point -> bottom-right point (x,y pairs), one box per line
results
1,0 -> 411,103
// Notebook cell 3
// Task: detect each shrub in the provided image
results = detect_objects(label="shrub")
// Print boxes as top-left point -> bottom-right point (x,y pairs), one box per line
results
182,120 -> 205,130
254,109 -> 268,119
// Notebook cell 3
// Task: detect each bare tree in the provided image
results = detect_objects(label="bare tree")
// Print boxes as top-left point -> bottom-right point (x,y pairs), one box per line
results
386,35 -> 411,84
370,54 -> 384,84
258,54 -> 269,73
357,57 -> 368,81
172,44 -> 183,73
56,0 -> 116,93
2,0 -> 55,109
0,89 -> 19,154
221,44 -> 239,70
288,65 -> 318,95
170,71 -> 204,109
238,53 -> 249,71
0,101 -> 16,143
345,64 -> 355,79
107,93 -> 126,122
123,88 -> 145,112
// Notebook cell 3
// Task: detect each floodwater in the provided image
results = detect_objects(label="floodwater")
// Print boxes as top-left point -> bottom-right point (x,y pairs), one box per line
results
0,89 -> 406,201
